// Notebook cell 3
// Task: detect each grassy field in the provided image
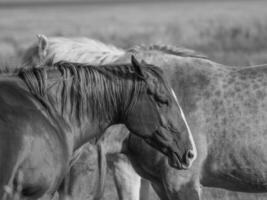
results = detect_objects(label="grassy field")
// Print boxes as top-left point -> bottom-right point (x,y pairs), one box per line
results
1,1 -> 267,199
1,1 -> 267,66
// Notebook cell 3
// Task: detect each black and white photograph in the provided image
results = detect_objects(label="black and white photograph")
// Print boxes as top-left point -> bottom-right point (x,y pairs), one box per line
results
0,0 -> 267,199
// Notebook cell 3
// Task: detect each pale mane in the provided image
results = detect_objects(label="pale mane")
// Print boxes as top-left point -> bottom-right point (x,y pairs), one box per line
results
46,37 -> 126,65
22,36 -> 207,68
45,38 -> 207,64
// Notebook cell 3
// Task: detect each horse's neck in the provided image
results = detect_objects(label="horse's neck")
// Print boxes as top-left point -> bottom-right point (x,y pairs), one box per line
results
45,71 -> 132,151
72,118 -> 112,151
172,59 -> 224,113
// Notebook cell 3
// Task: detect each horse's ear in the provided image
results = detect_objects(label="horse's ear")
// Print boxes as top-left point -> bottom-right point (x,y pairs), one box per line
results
132,56 -> 169,104
36,34 -> 48,57
131,55 -> 146,79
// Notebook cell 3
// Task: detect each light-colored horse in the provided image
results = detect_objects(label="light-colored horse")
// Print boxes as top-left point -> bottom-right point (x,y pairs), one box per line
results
111,47 -> 267,200
26,35 -> 267,200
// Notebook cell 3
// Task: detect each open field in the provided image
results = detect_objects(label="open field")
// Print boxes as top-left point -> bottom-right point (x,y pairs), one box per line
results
1,1 -> 267,66
1,1 -> 267,199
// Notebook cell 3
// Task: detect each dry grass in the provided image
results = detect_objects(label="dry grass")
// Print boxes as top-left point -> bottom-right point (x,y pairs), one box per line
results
1,1 -> 267,199
1,1 -> 267,66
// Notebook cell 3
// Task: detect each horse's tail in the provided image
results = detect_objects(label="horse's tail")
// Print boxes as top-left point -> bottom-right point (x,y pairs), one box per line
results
92,142 -> 107,200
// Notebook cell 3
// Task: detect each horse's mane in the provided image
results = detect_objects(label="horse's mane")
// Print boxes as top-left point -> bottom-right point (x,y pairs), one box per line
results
48,37 -> 125,64
45,37 -> 125,65
128,44 -> 207,59
22,36 -> 207,68
46,38 -> 207,61
17,61 -> 163,123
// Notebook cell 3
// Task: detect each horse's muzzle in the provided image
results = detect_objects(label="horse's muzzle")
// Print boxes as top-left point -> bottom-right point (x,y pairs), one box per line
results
168,149 -> 195,169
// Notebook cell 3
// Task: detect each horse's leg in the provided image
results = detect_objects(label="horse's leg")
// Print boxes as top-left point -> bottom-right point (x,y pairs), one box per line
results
160,125 -> 206,200
139,179 -> 151,200
110,154 -> 141,200
57,176 -> 71,200
38,193 -> 57,200
167,180 -> 202,200
162,171 -> 202,200
152,179 -> 201,200
150,181 -> 169,200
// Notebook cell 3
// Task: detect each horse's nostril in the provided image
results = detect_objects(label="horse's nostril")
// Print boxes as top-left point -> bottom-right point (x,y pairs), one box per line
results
181,150 -> 195,168
187,150 -> 194,159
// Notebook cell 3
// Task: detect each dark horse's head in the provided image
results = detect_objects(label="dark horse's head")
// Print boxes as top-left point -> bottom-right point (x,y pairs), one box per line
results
124,56 -> 196,169
22,35 -> 196,169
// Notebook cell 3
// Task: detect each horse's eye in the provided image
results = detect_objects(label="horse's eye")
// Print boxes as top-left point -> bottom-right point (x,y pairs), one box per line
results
156,97 -> 170,107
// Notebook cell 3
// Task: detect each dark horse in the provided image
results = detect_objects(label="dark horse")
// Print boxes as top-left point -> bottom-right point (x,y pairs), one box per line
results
0,57 -> 196,200
27,36 -> 267,200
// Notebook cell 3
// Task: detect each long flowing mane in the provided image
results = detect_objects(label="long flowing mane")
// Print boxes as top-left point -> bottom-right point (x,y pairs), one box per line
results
22,36 -> 207,68
47,38 -> 126,64
17,61 -> 164,123
22,37 -> 126,66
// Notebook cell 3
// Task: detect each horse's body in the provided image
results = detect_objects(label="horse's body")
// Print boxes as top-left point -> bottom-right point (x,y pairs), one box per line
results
113,52 -> 267,199
0,75 -> 69,199
0,59 -> 195,200
27,35 -> 267,200
98,52 -> 267,200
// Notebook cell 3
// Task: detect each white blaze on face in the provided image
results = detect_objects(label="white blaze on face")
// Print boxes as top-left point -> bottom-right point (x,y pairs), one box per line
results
171,89 -> 197,167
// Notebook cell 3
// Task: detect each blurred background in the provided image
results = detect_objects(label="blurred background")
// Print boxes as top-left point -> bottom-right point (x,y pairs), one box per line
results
0,0 -> 267,199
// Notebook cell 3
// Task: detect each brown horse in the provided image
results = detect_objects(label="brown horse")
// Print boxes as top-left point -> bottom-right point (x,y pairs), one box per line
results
0,58 -> 196,200
29,35 -> 267,200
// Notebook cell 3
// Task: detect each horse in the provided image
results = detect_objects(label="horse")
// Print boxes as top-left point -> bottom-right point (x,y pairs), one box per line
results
93,47 -> 267,200
101,47 -> 267,200
0,57 -> 196,200
30,35 -> 267,200
22,35 -> 199,200
23,35 -> 204,200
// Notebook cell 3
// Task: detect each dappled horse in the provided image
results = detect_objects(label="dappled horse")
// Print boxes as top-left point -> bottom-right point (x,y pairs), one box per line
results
0,57 -> 196,200
30,35 -> 267,200
97,46 -> 267,200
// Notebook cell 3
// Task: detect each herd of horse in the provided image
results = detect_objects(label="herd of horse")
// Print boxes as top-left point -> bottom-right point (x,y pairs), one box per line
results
0,34 -> 267,200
